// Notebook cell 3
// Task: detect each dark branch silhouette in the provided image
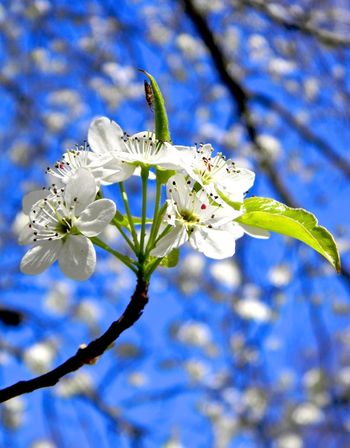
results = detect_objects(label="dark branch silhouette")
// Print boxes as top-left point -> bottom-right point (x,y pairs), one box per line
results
181,0 -> 350,285
253,93 -> 350,180
0,277 -> 149,403
242,0 -> 350,48
181,0 -> 298,207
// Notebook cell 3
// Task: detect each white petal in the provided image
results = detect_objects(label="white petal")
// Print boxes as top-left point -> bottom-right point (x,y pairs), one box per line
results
64,168 -> 97,213
217,168 -> 255,202
195,190 -> 242,224
190,224 -> 243,259
76,199 -> 116,237
167,174 -> 195,212
100,160 -> 135,183
58,235 -> 96,281
151,226 -> 188,258
88,117 -> 124,155
22,190 -> 48,215
239,223 -> 270,239
154,143 -> 188,170
131,130 -> 156,141
18,223 -> 34,245
20,241 -> 62,275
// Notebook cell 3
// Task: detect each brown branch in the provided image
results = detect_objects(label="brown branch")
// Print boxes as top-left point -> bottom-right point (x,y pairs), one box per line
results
253,93 -> 350,180
181,0 -> 298,207
79,392 -> 145,439
242,0 -> 350,48
181,0 -> 350,193
0,277 -> 149,403
181,0 -> 350,284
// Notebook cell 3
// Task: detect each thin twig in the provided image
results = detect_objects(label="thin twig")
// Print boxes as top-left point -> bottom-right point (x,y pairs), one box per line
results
0,277 -> 149,403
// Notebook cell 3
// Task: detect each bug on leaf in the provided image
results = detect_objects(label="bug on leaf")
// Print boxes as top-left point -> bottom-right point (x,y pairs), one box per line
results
144,80 -> 154,110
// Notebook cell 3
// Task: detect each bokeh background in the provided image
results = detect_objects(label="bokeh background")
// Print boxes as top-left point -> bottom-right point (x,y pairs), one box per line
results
1,0 -> 350,447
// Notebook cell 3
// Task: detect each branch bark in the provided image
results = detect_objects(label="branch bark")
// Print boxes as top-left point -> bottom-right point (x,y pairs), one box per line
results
181,0 -> 350,284
0,277 -> 149,403
253,93 -> 350,180
181,0 -> 298,207
242,0 -> 350,48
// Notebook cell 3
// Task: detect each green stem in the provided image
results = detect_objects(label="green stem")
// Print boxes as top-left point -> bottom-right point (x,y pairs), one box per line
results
91,237 -> 137,274
145,257 -> 164,279
145,202 -> 168,257
146,177 -> 162,253
119,182 -> 139,252
144,224 -> 176,278
140,167 -> 149,256
112,216 -> 135,252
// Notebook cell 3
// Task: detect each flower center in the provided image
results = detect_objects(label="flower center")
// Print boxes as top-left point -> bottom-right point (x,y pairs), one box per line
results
122,132 -> 163,164
180,209 -> 198,224
46,142 -> 91,183
55,217 -> 72,235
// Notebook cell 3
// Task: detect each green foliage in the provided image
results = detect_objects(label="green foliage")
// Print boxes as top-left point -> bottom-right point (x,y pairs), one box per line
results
159,248 -> 180,268
236,197 -> 341,272
140,70 -> 171,143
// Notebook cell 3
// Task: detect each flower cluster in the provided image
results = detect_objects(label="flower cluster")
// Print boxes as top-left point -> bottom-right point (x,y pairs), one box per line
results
19,117 -> 267,281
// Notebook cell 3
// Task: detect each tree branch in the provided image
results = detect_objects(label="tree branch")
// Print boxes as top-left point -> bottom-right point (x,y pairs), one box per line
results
181,0 -> 350,284
0,277 -> 149,403
181,0 -> 298,207
253,93 -> 350,180
242,0 -> 350,48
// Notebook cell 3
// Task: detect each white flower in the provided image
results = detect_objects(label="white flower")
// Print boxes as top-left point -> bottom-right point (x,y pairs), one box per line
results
55,372 -> 93,398
234,298 -> 272,322
174,144 -> 270,239
177,322 -> 212,347
88,116 -> 184,179
268,263 -> 292,287
210,259 -> 241,288
175,143 -> 255,204
151,174 -> 244,259
277,433 -> 303,448
24,341 -> 56,374
128,371 -> 148,387
19,168 -> 116,280
291,402 -> 324,425
46,141 -> 121,186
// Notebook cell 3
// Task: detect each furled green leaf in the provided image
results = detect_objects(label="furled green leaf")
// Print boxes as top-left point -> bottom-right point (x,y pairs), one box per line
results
236,197 -> 340,272
139,70 -> 171,143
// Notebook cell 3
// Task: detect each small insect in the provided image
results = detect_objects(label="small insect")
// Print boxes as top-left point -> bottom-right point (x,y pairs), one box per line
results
144,80 -> 154,110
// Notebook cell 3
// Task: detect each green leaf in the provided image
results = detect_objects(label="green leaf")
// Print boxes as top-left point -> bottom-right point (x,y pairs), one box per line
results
236,197 -> 341,272
216,189 -> 243,211
159,248 -> 180,268
139,70 -> 171,143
